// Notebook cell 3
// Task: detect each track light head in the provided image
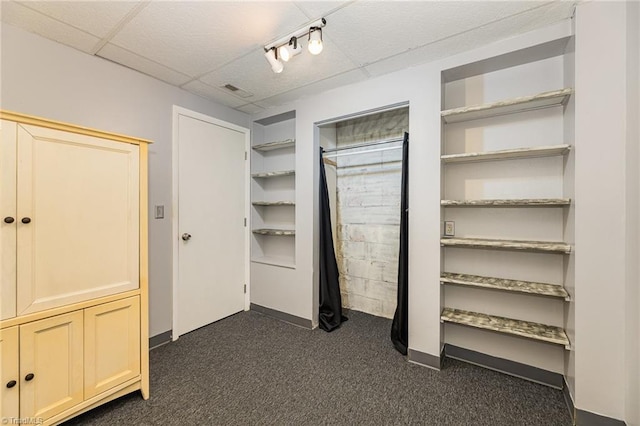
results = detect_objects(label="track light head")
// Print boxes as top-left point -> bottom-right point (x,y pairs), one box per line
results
264,47 -> 283,73
280,36 -> 301,62
308,27 -> 323,55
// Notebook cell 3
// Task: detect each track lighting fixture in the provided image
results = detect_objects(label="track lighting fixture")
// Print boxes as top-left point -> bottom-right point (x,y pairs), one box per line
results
264,47 -> 283,73
264,18 -> 326,73
307,27 -> 323,55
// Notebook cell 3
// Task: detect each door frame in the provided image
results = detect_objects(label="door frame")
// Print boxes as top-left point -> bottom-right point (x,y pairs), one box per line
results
171,106 -> 250,341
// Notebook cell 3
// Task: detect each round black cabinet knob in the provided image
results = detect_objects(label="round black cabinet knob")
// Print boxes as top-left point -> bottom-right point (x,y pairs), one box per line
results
6,380 -> 16,388
21,217 -> 31,224
3,217 -> 14,224
25,373 -> 34,381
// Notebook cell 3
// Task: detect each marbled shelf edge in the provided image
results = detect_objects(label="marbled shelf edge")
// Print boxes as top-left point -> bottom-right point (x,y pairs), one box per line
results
441,88 -> 573,123
441,198 -> 571,207
441,144 -> 571,163
441,237 -> 571,254
441,307 -> 570,347
252,228 -> 295,236
251,170 -> 295,178
252,139 -> 295,151
441,272 -> 569,299
252,201 -> 295,206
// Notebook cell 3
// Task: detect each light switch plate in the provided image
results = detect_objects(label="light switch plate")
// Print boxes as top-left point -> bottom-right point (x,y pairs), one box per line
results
444,221 -> 455,237
154,205 -> 164,219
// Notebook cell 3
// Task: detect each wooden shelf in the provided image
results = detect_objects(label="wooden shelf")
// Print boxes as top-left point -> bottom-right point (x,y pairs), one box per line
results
252,228 -> 295,236
441,88 -> 573,123
441,198 -> 570,207
441,308 -> 570,348
441,237 -> 571,254
251,256 -> 295,269
252,201 -> 295,206
251,170 -> 295,178
441,144 -> 571,164
441,272 -> 569,300
252,139 -> 295,151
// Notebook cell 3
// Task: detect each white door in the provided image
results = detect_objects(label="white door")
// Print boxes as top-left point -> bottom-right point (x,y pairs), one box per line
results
176,113 -> 247,337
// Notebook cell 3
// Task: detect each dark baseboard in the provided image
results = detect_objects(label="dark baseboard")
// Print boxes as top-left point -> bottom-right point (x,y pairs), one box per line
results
149,330 -> 172,350
563,376 -> 576,424
576,409 -> 626,426
444,344 -> 563,389
250,303 -> 313,329
407,348 -> 442,370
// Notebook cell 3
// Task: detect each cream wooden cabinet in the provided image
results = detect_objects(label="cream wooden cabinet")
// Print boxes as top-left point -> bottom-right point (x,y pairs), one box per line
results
0,112 -> 149,425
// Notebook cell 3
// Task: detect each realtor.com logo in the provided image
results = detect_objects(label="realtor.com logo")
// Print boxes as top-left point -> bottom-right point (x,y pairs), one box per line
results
1,418 -> 44,425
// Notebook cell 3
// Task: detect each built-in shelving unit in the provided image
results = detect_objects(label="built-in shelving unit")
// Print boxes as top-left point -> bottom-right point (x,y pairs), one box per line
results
252,228 -> 295,236
441,88 -> 573,123
441,308 -> 570,348
440,272 -> 570,300
251,111 -> 296,269
440,48 -> 575,378
441,237 -> 571,254
251,170 -> 295,178
252,138 -> 295,151
252,201 -> 295,206
441,198 -> 570,207
441,144 -> 571,163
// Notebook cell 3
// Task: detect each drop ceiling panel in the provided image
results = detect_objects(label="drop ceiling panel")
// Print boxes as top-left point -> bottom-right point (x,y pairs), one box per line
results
182,81 -> 247,108
364,2 -> 576,77
199,37 -> 357,102
326,1 -> 550,66
111,1 -> 311,77
13,1 -> 143,38
236,103 -> 266,114
1,1 -> 100,53
293,1 -> 352,20
97,43 -> 192,86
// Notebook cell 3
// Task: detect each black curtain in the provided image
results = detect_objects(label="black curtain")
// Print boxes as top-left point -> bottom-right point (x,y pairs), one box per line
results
319,147 -> 347,332
391,132 -> 409,354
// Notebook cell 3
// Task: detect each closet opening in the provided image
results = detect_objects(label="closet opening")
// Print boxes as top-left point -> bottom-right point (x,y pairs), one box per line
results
319,106 -> 409,320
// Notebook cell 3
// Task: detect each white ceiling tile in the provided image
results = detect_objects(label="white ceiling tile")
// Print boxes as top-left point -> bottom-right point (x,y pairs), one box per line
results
236,103 -> 266,114
97,43 -> 192,86
199,37 -> 358,102
326,1 -> 550,66
364,2 -> 576,78
293,1 -> 352,19
111,1 -> 311,77
14,1 -> 143,38
1,1 -> 100,53
182,81 -> 247,108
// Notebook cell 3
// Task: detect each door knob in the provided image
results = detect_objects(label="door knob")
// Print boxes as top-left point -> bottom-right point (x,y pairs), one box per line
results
3,217 -> 14,224
21,217 -> 31,224
6,380 -> 16,388
25,373 -> 34,381
182,233 -> 192,241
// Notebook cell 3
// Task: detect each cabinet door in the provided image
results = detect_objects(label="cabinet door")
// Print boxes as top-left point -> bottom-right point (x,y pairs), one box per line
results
16,124 -> 140,315
20,311 -> 83,420
84,297 -> 140,399
0,326 -> 19,420
0,120 -> 17,320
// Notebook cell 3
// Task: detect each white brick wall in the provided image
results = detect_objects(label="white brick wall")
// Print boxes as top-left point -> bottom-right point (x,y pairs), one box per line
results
335,109 -> 408,318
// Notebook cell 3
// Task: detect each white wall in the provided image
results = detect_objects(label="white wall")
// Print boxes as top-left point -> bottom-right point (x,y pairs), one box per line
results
0,23 -> 251,337
574,2 -> 637,421
625,2 -> 640,425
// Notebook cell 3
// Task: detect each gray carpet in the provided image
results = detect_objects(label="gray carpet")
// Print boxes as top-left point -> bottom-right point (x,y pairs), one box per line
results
64,310 -> 571,425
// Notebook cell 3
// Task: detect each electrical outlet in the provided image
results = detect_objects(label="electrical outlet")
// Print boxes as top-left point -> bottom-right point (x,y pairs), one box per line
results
444,221 -> 455,237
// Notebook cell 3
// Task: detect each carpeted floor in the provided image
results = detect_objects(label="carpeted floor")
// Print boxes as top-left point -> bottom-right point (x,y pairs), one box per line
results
63,310 -> 571,425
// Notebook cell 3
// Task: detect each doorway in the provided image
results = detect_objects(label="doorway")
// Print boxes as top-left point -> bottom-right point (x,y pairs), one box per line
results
172,107 -> 250,339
